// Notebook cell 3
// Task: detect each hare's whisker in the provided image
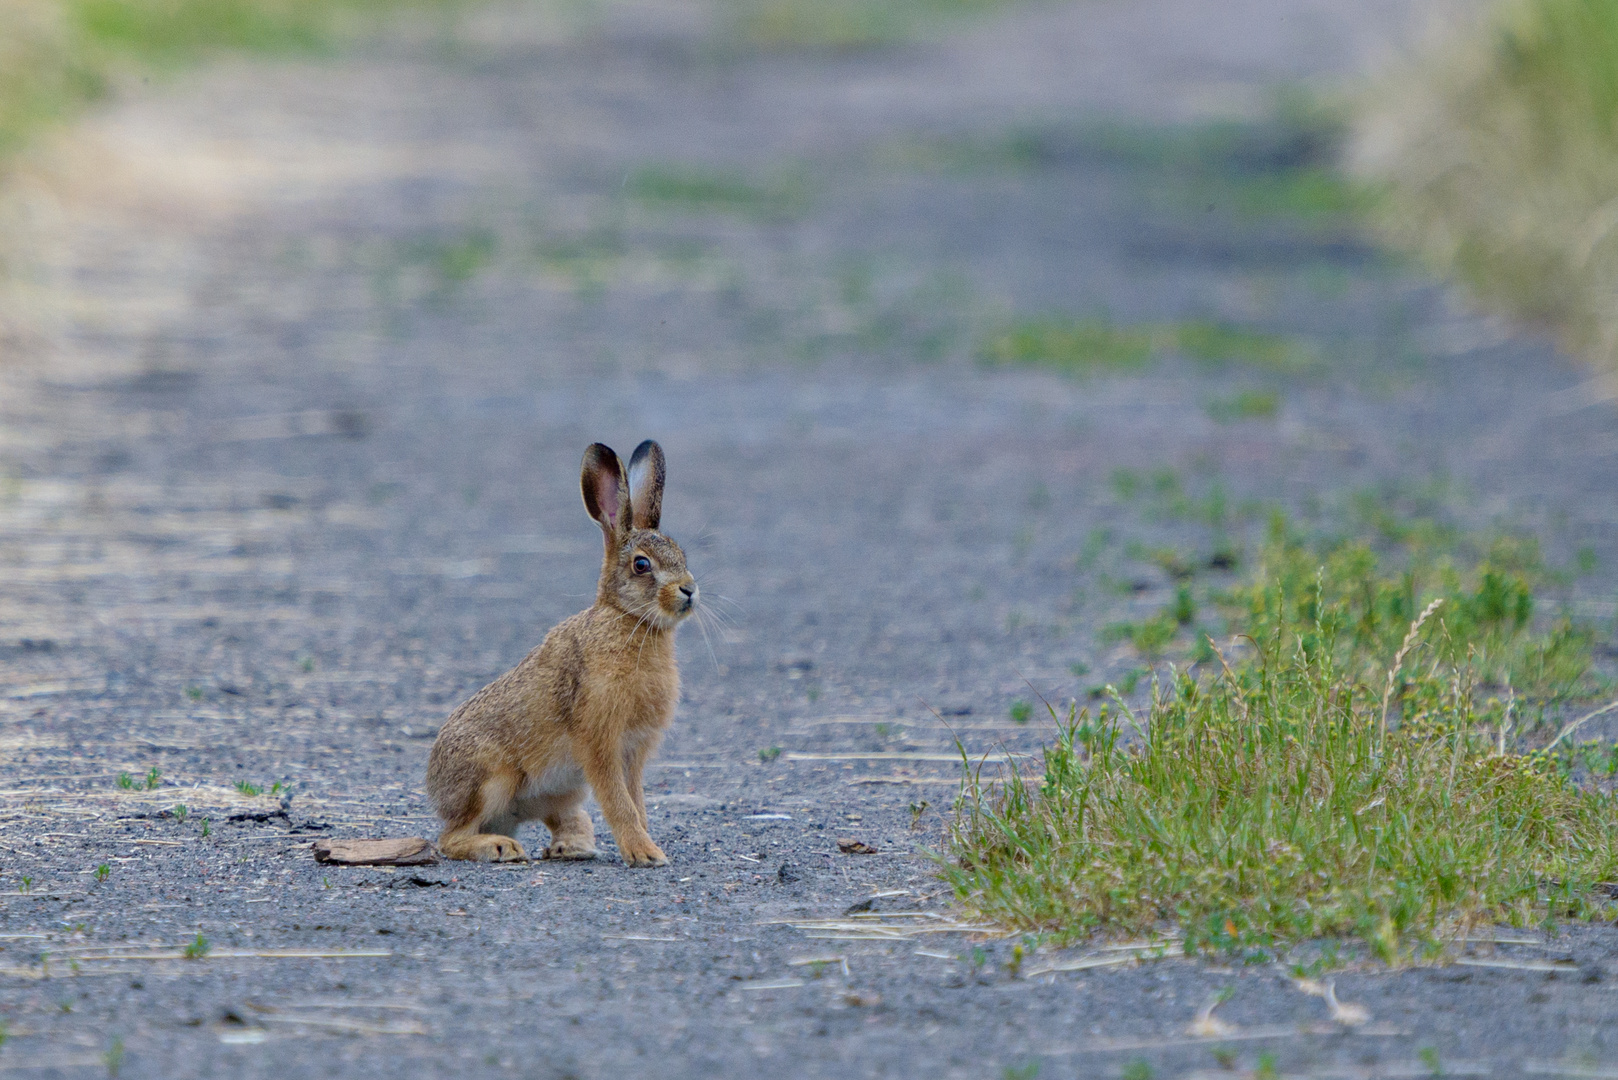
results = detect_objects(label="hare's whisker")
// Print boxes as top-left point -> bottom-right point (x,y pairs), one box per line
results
692,608 -> 721,673
699,606 -> 737,634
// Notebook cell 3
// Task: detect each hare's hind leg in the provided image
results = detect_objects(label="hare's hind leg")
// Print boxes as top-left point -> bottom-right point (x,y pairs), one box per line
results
436,771 -> 528,862
522,789 -> 597,861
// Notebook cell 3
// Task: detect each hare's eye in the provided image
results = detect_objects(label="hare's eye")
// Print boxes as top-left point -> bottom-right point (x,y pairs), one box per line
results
633,556 -> 652,574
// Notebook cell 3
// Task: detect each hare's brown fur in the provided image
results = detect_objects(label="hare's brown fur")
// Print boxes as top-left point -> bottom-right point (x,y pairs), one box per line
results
425,441 -> 695,866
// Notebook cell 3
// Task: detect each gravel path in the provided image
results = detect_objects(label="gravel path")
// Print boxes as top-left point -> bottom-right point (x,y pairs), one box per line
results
1,1 -> 1616,1076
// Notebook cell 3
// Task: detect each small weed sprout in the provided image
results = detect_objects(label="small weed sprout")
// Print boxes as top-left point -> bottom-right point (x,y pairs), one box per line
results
184,685 -> 203,702
1211,1046 -> 1237,1070
1009,699 -> 1033,724
235,781 -> 262,797
143,768 -> 160,791
0,1018 -> 8,1047
1121,1060 -> 1154,1080
18,877 -> 32,894
103,1036 -> 124,1079
182,934 -> 209,960
94,864 -> 110,883
758,747 -> 782,763
909,800 -> 930,829
1254,1053 -> 1279,1080
1418,1047 -> 1442,1076
171,805 -> 187,823
114,773 -> 134,790
200,819 -> 210,838
1003,1064 -> 1040,1080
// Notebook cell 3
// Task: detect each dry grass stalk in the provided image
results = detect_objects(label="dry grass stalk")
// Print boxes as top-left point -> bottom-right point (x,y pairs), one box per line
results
1453,956 -> 1578,972
1379,597 -> 1444,739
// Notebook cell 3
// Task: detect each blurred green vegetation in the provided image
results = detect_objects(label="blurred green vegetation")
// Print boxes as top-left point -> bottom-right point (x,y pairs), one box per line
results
1074,118 -> 1372,220
0,0 -> 457,164
626,164 -> 812,220
1205,388 -> 1280,423
1354,0 -> 1618,375
721,0 -> 1009,48
978,318 -> 1154,374
884,115 -> 1373,223
979,317 -> 1313,377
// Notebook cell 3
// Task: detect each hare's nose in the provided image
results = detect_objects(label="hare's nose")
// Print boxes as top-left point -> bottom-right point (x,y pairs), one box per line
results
679,584 -> 697,606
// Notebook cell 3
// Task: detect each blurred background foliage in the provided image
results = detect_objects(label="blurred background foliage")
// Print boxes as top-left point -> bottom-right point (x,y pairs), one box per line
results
1352,0 -> 1618,378
721,0 -> 1009,48
0,0 -> 455,162
3,0 -> 1618,381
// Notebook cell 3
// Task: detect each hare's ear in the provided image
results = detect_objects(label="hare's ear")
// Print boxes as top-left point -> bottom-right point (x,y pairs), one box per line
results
581,443 -> 630,541
627,439 -> 665,530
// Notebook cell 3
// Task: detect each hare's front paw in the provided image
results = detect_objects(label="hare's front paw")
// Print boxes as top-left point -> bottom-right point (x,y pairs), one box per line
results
541,838 -> 598,861
619,839 -> 669,868
444,834 -> 527,862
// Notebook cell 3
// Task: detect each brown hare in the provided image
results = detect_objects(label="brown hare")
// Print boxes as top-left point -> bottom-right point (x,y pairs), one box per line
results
426,440 -> 697,866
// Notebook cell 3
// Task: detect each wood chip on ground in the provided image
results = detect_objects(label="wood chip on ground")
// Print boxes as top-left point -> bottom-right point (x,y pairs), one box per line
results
312,838 -> 437,866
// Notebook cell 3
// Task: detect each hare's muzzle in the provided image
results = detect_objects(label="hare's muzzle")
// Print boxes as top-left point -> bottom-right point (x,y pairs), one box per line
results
677,583 -> 697,613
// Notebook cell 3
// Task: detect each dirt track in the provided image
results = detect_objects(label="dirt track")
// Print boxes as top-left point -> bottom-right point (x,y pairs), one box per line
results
1,1 -> 1617,1076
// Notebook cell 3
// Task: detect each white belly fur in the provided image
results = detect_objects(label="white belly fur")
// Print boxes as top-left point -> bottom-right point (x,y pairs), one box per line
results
521,760 -> 584,798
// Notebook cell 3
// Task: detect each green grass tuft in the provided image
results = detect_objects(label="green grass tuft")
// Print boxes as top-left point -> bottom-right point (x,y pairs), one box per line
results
1235,514 -> 1593,700
949,517 -> 1615,959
